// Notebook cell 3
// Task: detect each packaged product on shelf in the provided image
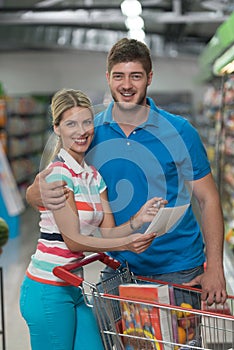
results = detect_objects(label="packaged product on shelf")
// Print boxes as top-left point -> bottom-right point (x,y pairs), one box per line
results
0,99 -> 6,127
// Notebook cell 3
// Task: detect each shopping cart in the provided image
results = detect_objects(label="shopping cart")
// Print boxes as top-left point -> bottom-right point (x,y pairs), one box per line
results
53,253 -> 234,350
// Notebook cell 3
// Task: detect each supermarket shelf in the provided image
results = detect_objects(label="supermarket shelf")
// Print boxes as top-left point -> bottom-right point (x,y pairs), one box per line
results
224,241 -> 234,295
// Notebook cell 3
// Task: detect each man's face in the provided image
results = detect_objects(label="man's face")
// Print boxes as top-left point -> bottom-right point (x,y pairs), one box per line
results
106,61 -> 153,110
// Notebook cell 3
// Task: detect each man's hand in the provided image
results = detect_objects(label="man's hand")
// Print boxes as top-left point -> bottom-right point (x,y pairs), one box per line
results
26,168 -> 69,210
183,268 -> 227,305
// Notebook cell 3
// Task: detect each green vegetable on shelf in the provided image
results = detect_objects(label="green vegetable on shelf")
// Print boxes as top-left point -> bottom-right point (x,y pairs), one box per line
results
0,217 -> 9,248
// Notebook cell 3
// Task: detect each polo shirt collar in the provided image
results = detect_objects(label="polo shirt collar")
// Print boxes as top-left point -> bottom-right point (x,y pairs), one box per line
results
102,97 -> 160,128
58,148 -> 91,175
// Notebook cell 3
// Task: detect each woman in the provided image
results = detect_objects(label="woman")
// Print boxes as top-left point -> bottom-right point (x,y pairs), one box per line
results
20,88 -> 166,350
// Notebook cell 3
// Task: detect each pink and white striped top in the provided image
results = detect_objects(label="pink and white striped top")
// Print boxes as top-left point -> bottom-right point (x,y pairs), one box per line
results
26,148 -> 106,285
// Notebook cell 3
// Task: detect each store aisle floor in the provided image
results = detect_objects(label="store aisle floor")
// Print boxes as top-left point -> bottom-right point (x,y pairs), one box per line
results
0,206 -> 103,350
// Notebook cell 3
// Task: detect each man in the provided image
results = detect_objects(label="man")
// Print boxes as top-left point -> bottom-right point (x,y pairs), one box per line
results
27,38 -> 226,306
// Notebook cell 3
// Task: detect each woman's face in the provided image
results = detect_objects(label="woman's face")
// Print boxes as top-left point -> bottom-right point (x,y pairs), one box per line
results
54,106 -> 94,164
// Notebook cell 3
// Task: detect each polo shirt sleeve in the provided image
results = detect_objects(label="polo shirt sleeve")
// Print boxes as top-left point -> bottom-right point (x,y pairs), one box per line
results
97,171 -> 107,194
182,120 -> 211,181
45,162 -> 75,192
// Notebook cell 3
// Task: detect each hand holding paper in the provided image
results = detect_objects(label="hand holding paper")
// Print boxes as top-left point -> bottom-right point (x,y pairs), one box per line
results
144,204 -> 190,236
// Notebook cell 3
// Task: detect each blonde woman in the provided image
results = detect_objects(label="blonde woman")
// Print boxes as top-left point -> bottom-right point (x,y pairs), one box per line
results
20,88 -> 166,350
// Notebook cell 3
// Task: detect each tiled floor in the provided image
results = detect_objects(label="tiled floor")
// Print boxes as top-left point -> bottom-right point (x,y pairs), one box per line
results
0,207 -> 103,350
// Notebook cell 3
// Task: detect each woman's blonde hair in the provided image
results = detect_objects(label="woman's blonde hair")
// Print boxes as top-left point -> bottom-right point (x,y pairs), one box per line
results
50,88 -> 93,161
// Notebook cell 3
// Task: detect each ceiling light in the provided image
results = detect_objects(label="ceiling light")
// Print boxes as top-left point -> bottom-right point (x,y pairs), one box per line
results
125,16 -> 144,30
21,10 -> 88,21
128,29 -> 145,42
36,0 -> 64,7
201,1 -> 227,11
121,0 -> 142,17
22,11 -> 72,20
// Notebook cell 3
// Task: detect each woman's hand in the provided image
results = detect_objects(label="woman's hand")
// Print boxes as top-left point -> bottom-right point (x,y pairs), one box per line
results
124,232 -> 157,253
132,197 -> 168,229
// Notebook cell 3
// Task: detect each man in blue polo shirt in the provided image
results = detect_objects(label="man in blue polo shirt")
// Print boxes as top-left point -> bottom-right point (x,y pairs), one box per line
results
87,97 -> 208,276
27,38 -> 226,306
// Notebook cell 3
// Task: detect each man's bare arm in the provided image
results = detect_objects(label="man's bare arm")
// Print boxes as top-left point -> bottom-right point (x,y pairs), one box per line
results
26,168 -> 69,210
184,173 -> 227,305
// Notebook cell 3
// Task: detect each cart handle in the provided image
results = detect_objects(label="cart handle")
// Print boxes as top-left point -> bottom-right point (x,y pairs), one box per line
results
53,252 -> 121,287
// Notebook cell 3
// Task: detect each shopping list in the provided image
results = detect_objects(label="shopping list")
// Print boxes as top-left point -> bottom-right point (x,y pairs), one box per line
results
144,203 -> 190,236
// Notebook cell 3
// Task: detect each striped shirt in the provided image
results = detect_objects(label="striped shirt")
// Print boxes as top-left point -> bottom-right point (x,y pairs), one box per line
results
26,148 -> 107,285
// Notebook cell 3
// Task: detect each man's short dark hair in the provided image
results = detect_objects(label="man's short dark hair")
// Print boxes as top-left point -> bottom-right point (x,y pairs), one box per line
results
107,38 -> 152,75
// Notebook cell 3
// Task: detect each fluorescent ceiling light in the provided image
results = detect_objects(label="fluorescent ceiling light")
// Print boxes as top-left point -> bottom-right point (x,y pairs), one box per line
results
36,0 -> 64,7
121,0 -> 142,17
128,28 -> 145,42
21,10 -> 88,20
125,16 -> 144,30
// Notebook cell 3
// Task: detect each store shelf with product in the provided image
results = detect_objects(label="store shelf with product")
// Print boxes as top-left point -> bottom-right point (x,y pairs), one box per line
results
0,141 -> 25,238
198,12 -> 234,294
0,83 -> 7,154
206,75 -> 234,246
0,91 -> 50,237
6,95 -> 50,201
195,84 -> 223,178
149,92 -> 194,124
0,82 -> 25,238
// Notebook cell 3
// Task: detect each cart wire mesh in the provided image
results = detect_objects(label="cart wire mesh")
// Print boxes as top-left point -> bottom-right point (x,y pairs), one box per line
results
53,253 -> 234,350
91,268 -> 234,350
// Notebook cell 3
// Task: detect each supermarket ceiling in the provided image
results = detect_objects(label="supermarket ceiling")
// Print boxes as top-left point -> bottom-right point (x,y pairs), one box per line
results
0,0 -> 234,57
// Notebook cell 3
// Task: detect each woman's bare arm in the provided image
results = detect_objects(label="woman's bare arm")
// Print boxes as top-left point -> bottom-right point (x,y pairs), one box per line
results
98,190 -> 166,238
52,191 -> 157,254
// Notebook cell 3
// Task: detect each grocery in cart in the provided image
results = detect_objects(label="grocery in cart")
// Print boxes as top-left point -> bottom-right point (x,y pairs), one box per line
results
53,252 -> 234,350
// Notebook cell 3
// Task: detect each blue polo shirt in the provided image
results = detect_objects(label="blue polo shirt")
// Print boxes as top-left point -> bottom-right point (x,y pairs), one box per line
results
85,97 -> 210,275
